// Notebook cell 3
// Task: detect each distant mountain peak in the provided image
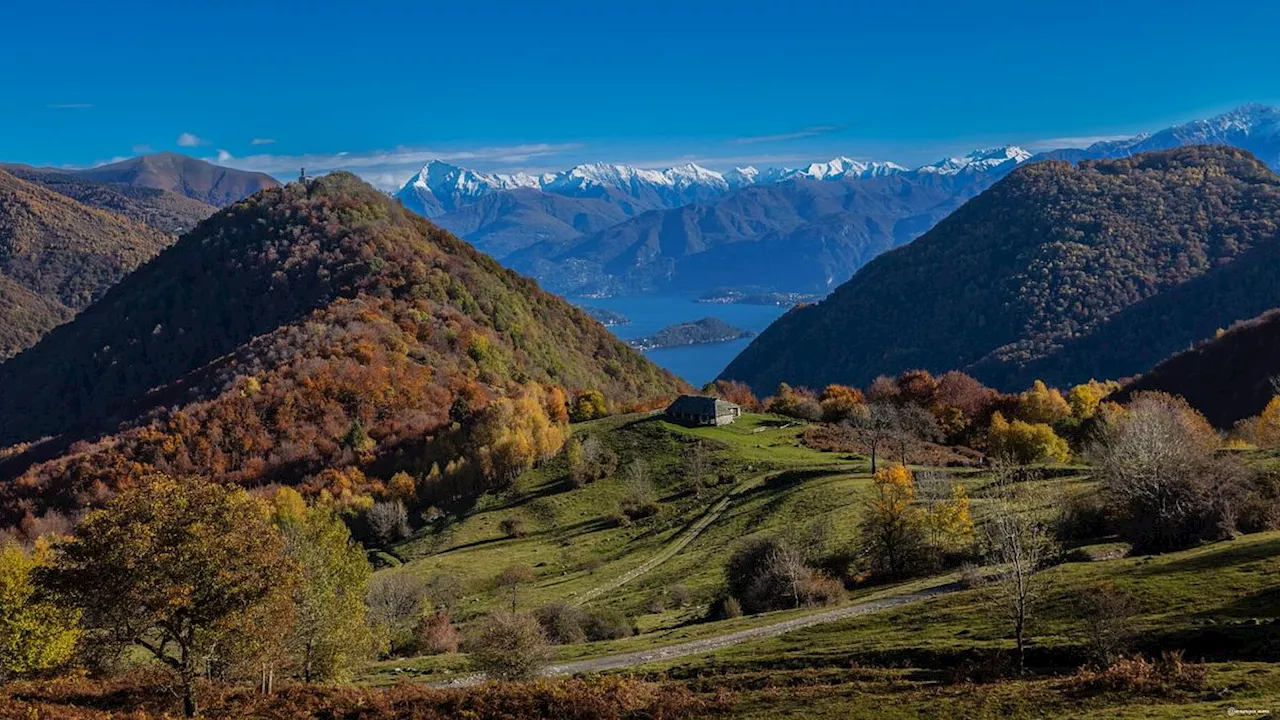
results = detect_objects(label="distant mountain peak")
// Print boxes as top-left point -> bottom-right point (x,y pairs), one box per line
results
918,146 -> 1031,175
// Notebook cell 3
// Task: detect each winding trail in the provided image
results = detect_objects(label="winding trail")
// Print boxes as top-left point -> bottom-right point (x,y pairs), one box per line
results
570,470 -> 772,607
438,581 -> 960,687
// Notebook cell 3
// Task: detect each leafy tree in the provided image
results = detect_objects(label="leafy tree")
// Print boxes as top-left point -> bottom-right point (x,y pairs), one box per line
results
275,502 -> 376,682
918,476 -> 974,557
413,611 -> 459,655
0,540 -> 80,678
45,476 -> 297,717
1256,396 -> 1280,448
819,384 -> 865,423
1067,379 -> 1120,420
767,383 -> 821,421
987,411 -> 1070,464
1015,380 -> 1072,425
859,465 -> 926,577
468,611 -> 551,681
569,389 -> 608,422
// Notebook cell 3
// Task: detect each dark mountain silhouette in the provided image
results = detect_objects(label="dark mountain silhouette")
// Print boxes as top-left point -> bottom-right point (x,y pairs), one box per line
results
1119,309 -> 1280,428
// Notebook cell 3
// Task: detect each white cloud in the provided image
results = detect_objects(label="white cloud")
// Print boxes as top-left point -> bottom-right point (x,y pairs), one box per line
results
177,132 -> 208,147
131,144 -> 154,155
731,125 -> 845,145
47,103 -> 93,109
250,138 -> 275,145
216,149 -> 234,164
1024,134 -> 1132,151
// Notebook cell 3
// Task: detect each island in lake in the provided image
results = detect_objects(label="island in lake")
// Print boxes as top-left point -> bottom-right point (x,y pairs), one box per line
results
580,306 -> 630,326
627,317 -> 756,351
697,289 -> 822,307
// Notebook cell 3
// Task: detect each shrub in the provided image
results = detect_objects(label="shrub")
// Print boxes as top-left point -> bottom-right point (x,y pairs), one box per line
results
726,536 -> 842,613
707,596 -> 743,621
958,562 -> 986,589
498,517 -> 527,538
534,601 -> 588,645
583,609 -> 634,641
1075,582 -> 1140,667
1069,651 -> 1208,697
669,584 -> 692,608
413,612 -> 460,655
1054,491 -> 1113,543
644,597 -> 665,614
467,611 -> 551,681
425,573 -> 464,610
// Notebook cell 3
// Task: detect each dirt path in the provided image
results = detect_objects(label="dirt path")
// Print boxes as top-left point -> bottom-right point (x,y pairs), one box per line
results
439,582 -> 959,686
570,470 -> 774,606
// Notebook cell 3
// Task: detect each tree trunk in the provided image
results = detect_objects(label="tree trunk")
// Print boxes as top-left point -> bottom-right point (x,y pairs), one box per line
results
182,676 -> 198,717
1015,612 -> 1025,676
870,444 -> 878,473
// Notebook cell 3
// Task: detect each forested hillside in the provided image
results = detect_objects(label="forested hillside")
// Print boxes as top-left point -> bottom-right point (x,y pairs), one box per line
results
1121,309 -> 1280,427
722,146 -> 1280,393
1,164 -> 216,234
0,170 -> 172,358
0,172 -> 684,527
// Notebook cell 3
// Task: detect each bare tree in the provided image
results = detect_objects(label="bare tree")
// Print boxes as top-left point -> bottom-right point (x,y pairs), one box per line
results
495,564 -> 535,612
845,402 -> 900,473
764,544 -> 809,609
367,500 -> 410,545
623,458 -> 656,504
366,570 -> 429,632
984,466 -> 1054,676
1089,392 -> 1226,552
684,441 -> 711,498
892,404 -> 941,466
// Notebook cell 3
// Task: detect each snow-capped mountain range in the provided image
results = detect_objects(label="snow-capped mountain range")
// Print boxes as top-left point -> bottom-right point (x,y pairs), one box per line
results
393,104 -> 1280,298
396,147 -> 1031,218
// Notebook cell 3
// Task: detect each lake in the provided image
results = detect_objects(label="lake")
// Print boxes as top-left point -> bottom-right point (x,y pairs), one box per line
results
572,294 -> 788,387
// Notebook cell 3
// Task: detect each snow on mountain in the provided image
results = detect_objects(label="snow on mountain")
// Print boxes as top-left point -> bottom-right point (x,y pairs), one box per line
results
917,146 -> 1032,175
724,166 -> 760,189
396,146 -> 1023,217
1079,104 -> 1280,169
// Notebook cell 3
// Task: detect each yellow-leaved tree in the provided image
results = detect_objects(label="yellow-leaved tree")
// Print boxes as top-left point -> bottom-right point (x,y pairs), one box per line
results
1066,379 -> 1120,420
1016,380 -> 1072,425
859,464 -> 926,577
1256,396 -> 1280,448
988,411 -> 1070,464
0,540 -> 80,678
923,483 -> 974,555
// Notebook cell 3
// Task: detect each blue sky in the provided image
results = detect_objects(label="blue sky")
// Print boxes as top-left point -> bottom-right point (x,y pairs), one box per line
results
2,0 -> 1277,188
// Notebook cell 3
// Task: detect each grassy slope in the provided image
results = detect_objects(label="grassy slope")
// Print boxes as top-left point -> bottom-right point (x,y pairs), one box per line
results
369,415 -> 1280,717
651,532 -> 1280,718
386,413 -> 857,622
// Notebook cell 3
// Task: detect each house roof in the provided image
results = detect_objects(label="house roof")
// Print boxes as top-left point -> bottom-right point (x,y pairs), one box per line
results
667,394 -> 739,416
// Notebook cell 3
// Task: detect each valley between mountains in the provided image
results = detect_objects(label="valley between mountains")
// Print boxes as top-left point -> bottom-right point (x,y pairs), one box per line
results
5,105 -> 1280,720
